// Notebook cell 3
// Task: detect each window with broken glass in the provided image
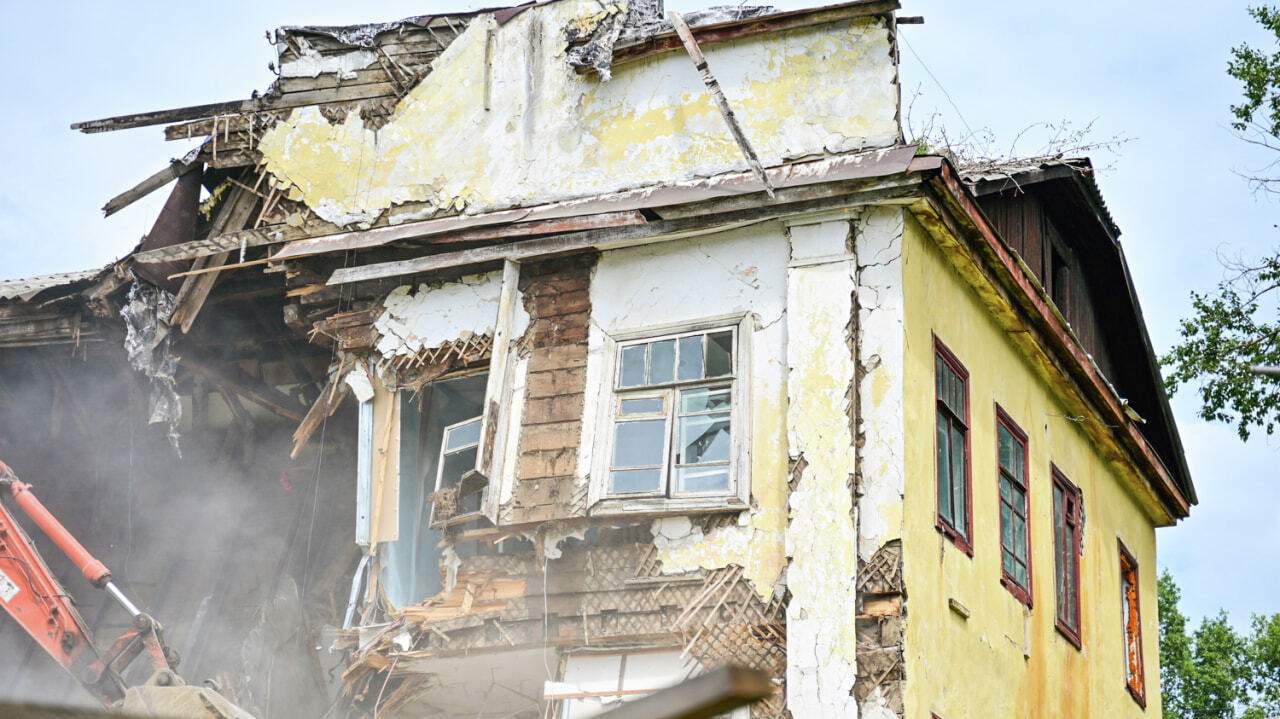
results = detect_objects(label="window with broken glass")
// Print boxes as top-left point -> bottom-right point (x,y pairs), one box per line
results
1052,467 -> 1083,648
1119,540 -> 1146,706
997,408 -> 1031,606
934,338 -> 971,553
607,327 -> 737,499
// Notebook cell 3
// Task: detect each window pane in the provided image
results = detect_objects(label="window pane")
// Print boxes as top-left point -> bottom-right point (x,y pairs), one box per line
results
611,468 -> 662,494
999,476 -> 1012,503
1000,501 -> 1013,549
936,355 -> 945,396
444,418 -> 482,451
1003,551 -> 1015,577
620,345 -> 647,387
612,419 -> 666,468
1013,441 -> 1025,482
676,465 -> 730,492
1014,512 -> 1026,559
439,446 -> 478,490
678,335 -> 704,381
950,424 -> 966,535
681,387 -> 731,413
998,425 -> 1014,471
1015,562 -> 1027,588
648,340 -> 676,384
937,411 -> 952,523
706,331 -> 733,377
620,397 -> 664,415
679,413 -> 731,464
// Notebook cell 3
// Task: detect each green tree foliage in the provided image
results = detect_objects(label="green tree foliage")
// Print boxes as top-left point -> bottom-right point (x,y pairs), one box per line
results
1164,6 -> 1280,439
1160,570 -> 1280,718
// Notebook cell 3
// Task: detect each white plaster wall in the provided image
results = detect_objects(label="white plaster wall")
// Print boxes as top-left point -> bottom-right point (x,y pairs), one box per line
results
373,271 -> 530,360
586,224 -> 791,596
783,218 -> 860,717
855,207 -> 907,562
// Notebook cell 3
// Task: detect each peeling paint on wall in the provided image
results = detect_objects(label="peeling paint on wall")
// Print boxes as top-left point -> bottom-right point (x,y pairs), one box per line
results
256,1 -> 899,226
373,271 -> 529,361
854,207 -> 907,562
783,217 -> 860,716
587,225 -> 790,599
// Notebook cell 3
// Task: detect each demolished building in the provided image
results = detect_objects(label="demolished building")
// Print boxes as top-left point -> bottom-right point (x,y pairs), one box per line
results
0,1 -> 1196,717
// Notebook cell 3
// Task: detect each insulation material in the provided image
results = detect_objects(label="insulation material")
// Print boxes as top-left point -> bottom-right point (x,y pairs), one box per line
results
278,37 -> 378,79
120,281 -> 182,455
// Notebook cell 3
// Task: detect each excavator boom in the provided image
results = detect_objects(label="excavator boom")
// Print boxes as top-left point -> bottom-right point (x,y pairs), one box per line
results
0,465 -> 124,704
0,460 -> 256,717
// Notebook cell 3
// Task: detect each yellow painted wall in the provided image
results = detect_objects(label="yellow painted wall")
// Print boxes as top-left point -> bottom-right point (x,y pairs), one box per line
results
900,214 -> 1161,718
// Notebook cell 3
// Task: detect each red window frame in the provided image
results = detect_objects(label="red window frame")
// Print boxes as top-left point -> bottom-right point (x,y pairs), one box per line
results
1119,539 -> 1146,707
996,407 -> 1031,607
933,336 -> 972,555
1052,466 -> 1082,648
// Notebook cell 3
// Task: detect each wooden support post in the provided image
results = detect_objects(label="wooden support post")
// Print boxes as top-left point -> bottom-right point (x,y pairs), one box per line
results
668,11 -> 775,198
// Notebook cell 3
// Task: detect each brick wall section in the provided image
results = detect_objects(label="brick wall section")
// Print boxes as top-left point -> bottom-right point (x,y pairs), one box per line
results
508,253 -> 596,523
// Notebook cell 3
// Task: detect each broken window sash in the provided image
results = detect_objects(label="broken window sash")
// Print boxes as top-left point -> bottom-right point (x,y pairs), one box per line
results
996,409 -> 1031,605
409,371 -> 490,528
1052,467 -> 1083,648
933,338 -> 971,552
607,327 -> 737,500
1119,539 -> 1146,706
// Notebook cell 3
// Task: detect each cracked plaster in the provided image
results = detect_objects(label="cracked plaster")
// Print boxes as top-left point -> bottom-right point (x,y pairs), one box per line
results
255,1 -> 899,227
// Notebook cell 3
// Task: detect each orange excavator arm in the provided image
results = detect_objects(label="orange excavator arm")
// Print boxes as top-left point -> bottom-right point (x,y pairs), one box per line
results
0,460 -> 175,707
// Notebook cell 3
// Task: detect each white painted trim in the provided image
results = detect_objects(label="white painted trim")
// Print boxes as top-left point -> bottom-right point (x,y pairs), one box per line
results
587,312 -> 754,516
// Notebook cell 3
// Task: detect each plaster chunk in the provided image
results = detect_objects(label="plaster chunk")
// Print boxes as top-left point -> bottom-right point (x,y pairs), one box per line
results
373,271 -> 529,360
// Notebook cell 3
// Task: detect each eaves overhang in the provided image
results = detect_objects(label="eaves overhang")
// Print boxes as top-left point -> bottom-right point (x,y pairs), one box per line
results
913,157 -> 1193,522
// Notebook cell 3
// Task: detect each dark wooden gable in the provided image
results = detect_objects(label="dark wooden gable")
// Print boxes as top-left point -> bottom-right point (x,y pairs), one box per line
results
970,164 -> 1195,505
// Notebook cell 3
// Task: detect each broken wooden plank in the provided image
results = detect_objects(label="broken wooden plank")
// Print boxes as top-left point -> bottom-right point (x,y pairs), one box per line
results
179,355 -> 306,423
72,82 -> 402,134
668,11 -> 773,198
168,182 -> 261,332
103,155 -> 202,217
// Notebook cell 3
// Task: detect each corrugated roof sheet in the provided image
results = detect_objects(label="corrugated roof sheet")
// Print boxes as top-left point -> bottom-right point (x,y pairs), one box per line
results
0,270 -> 100,302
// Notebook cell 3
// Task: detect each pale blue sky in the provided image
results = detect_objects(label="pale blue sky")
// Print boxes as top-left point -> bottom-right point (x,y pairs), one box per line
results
0,1 -> 1274,627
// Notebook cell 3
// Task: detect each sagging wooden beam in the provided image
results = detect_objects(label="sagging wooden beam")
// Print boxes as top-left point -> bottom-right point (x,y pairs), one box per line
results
668,11 -> 773,198
167,181 -> 261,333
178,355 -> 306,423
326,181 -> 921,285
102,156 -> 201,217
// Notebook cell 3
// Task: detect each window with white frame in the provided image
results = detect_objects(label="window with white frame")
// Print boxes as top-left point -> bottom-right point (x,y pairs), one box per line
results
598,319 -> 750,506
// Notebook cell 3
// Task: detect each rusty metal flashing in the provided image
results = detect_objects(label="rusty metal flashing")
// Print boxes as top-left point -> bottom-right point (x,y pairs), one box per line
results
914,160 -> 1191,520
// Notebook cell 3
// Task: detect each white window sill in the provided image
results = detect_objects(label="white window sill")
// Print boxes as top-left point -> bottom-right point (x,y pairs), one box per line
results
588,495 -> 748,517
